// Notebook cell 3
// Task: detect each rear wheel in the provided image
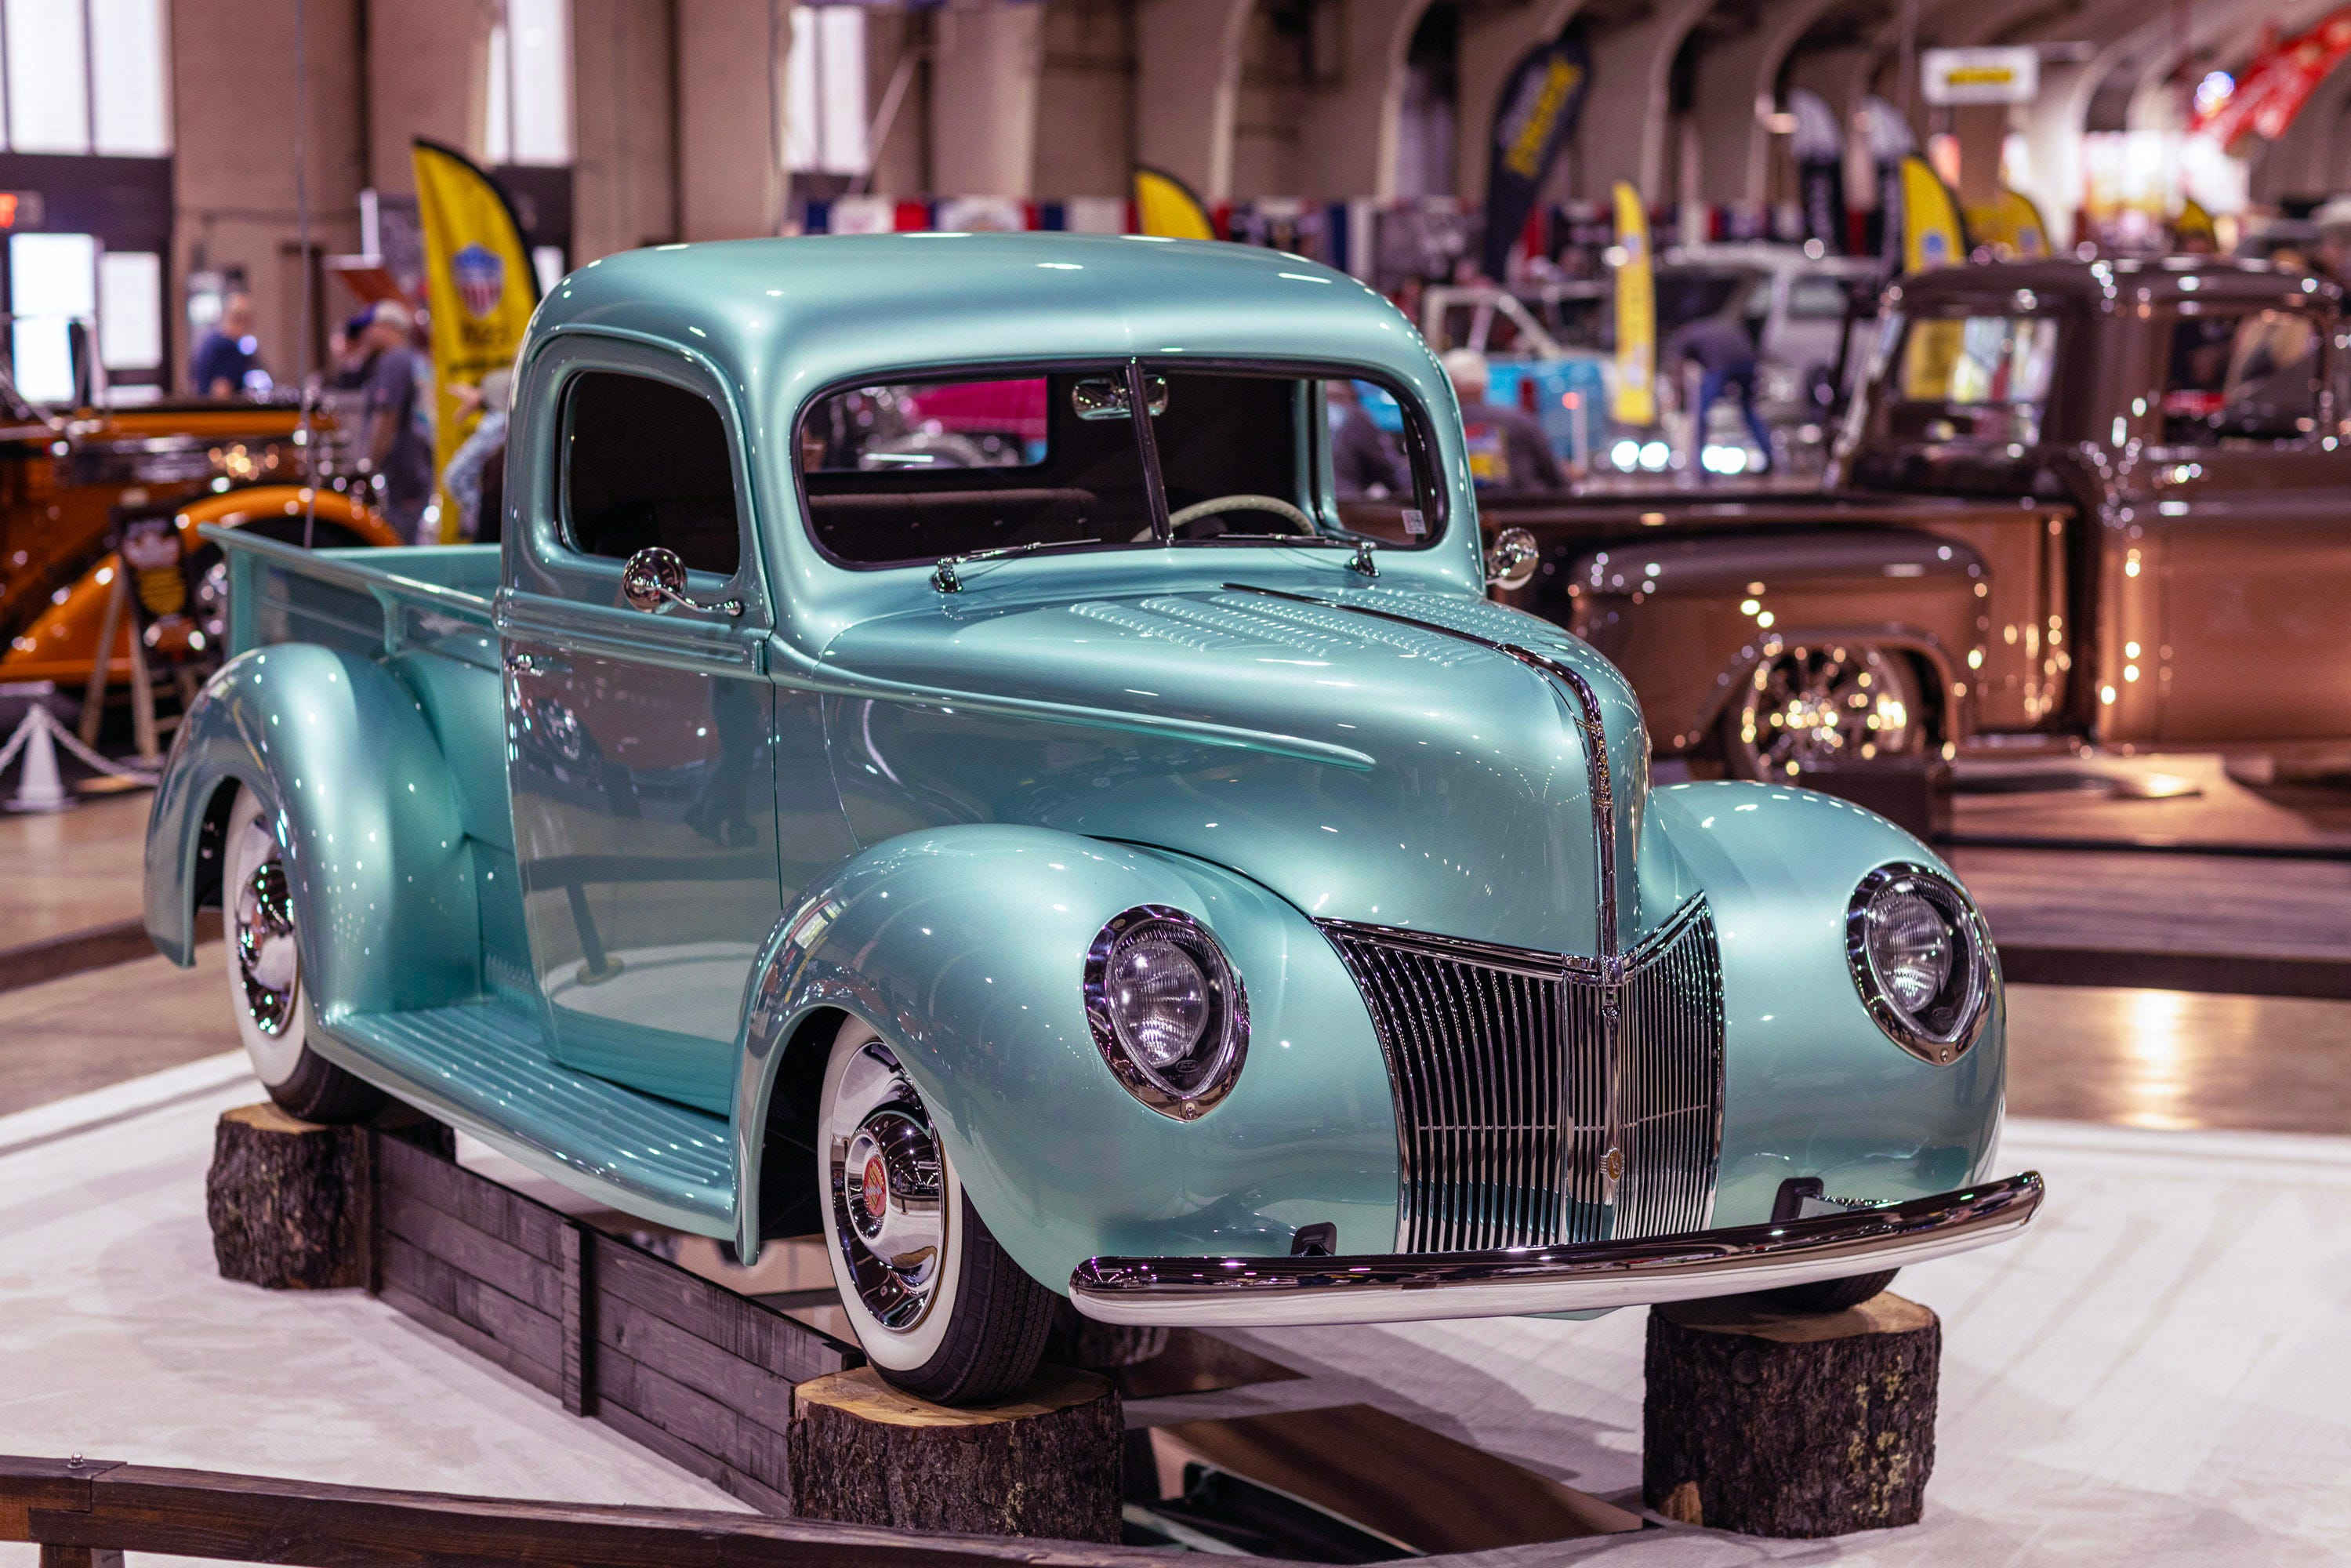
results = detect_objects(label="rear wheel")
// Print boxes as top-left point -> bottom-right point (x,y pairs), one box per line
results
818,1018 -> 1056,1405
1746,1269 -> 1899,1313
1723,643 -> 1923,780
221,784 -> 382,1123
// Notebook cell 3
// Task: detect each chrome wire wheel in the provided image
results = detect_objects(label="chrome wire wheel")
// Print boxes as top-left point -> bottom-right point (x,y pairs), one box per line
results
1729,644 -> 1921,780
822,1029 -> 957,1359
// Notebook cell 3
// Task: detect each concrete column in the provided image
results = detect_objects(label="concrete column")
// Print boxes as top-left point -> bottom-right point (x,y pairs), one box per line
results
1573,0 -> 1717,201
1134,0 -> 1255,200
1454,0 -> 1584,204
1033,0 -> 1137,200
1300,0 -> 1435,200
1690,0 -> 1844,207
678,0 -> 780,240
932,3 -> 1047,196
367,0 -> 492,196
571,0 -> 677,259
172,0 -> 366,389
865,9 -> 929,198
1951,103 -> 2005,209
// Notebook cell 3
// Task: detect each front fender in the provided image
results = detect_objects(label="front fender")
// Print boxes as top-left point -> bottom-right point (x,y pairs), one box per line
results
731,825 -> 1399,1286
143,644 -> 480,1019
1649,780 -> 2005,1226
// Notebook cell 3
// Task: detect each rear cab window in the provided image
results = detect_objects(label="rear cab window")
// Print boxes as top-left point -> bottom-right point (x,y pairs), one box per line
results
1879,310 -> 2062,448
797,362 -> 1445,568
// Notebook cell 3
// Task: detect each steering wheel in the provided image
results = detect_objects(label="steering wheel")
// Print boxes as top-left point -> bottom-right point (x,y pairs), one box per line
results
1166,493 -> 1316,538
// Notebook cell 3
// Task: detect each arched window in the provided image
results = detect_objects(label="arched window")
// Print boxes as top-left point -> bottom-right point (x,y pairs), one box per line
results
485,0 -> 573,167
786,5 -> 869,178
2,0 -> 170,156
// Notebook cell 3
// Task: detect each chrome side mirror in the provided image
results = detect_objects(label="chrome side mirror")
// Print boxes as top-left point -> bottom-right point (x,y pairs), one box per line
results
620,546 -> 743,619
1485,527 -> 1539,591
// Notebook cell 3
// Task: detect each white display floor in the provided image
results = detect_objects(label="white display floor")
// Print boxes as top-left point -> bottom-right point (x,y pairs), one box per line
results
2,1051 -> 2347,1565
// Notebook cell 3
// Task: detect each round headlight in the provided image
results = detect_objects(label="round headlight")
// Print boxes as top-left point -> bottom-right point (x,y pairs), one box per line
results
1085,905 -> 1249,1119
1845,864 -> 1993,1065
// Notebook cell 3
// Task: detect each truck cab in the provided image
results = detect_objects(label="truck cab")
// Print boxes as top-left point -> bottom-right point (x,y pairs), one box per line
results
1486,258 -> 2351,778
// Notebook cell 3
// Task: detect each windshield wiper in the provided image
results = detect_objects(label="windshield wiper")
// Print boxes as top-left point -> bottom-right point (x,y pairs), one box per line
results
1174,534 -> 1379,577
932,537 -> 1111,593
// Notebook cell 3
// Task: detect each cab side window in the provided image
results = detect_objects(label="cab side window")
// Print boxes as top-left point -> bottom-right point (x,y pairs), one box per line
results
562,372 -> 742,576
2160,309 -> 2322,448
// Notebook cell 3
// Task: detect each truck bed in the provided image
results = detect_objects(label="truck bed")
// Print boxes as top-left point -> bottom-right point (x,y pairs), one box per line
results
209,526 -> 499,662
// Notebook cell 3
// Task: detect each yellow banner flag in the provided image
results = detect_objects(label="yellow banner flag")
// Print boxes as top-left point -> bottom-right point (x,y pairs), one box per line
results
412,139 -> 539,540
1609,181 -> 1655,427
1134,166 -> 1216,241
1966,188 -> 2051,259
1899,154 -> 1968,272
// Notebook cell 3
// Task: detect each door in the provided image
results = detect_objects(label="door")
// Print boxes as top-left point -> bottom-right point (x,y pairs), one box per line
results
2138,303 -> 2351,746
500,354 -> 783,1113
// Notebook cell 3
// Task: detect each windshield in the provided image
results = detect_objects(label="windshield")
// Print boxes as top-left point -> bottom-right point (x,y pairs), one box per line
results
1881,313 -> 2060,447
799,362 -> 1441,568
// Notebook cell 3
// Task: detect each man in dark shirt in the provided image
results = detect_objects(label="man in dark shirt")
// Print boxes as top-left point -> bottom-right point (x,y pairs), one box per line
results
190,292 -> 263,397
1328,379 -> 1405,498
1442,349 -> 1563,492
1661,310 -> 1773,475
359,301 -> 436,543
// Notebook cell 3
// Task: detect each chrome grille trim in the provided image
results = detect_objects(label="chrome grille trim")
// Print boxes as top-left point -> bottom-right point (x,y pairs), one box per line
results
1322,898 -> 1725,1254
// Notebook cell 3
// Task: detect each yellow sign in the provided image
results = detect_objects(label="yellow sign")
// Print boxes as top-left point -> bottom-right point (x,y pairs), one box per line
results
1609,181 -> 1655,427
1965,188 -> 2051,260
1899,154 -> 1967,273
412,139 -> 539,541
1134,167 -> 1216,241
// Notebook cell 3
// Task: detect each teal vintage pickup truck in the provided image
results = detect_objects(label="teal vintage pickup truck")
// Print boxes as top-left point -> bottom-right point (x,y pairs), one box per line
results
146,234 -> 2040,1403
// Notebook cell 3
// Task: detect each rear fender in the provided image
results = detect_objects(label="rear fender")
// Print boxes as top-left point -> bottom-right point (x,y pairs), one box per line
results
730,824 -> 1399,1287
1568,527 -> 1982,751
143,643 -> 480,1018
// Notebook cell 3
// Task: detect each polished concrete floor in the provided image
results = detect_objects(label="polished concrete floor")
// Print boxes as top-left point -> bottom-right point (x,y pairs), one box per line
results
0,790 -> 150,949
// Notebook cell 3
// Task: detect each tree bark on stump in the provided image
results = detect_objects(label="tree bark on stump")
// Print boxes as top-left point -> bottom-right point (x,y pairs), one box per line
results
1643,1292 -> 1939,1537
785,1366 -> 1122,1542
205,1103 -> 368,1290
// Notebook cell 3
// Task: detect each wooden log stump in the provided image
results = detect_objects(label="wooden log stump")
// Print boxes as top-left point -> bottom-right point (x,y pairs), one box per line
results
785,1366 -> 1122,1542
1643,1292 -> 1939,1537
205,1104 -> 368,1290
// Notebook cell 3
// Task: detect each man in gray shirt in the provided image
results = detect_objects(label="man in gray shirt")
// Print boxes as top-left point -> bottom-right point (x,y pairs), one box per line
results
360,301 -> 437,543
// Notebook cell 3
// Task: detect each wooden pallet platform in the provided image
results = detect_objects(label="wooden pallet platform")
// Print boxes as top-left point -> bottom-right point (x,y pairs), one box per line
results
363,1128 -> 861,1514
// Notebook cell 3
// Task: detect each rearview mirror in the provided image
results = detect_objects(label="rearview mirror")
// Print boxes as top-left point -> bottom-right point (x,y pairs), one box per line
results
1072,376 -> 1169,421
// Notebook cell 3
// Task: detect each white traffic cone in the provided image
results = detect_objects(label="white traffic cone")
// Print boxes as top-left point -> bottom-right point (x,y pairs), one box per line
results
5,702 -> 74,812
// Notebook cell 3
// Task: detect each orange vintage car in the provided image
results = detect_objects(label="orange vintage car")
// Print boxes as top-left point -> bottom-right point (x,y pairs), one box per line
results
0,393 -> 402,687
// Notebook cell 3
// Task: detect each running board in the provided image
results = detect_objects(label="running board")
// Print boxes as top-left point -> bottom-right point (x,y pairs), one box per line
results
319,999 -> 738,1239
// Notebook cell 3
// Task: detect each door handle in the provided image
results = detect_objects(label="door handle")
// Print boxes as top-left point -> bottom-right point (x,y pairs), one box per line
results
504,649 -> 569,677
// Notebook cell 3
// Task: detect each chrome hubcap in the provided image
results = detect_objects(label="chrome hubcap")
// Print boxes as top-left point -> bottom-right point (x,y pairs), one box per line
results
233,853 -> 300,1036
828,1042 -> 948,1332
1740,645 -> 1915,776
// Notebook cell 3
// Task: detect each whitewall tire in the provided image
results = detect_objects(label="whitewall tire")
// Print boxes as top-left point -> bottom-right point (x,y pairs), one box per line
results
818,1016 -> 1055,1404
221,784 -> 380,1123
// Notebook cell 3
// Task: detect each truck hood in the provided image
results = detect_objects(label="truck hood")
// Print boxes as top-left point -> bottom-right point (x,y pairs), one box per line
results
817,581 -> 1690,957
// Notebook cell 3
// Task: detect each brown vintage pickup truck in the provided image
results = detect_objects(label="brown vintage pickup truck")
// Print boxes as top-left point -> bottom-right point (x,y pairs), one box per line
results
1483,258 -> 2349,780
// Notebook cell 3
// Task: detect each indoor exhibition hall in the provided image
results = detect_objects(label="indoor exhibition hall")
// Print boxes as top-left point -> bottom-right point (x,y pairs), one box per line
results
0,0 -> 2345,1563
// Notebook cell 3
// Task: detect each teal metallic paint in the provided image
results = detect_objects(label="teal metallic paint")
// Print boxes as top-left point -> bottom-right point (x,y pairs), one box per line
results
1645,782 -> 2006,1224
143,643 -> 481,1016
142,235 -> 2013,1309
732,825 -> 1399,1279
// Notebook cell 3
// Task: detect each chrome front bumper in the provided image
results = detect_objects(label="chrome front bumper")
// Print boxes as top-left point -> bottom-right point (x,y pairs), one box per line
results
1068,1171 -> 2044,1327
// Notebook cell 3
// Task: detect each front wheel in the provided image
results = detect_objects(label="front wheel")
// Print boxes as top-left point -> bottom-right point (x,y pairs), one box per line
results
818,1018 -> 1056,1404
1745,1269 -> 1899,1313
1723,642 -> 1923,780
221,785 -> 383,1123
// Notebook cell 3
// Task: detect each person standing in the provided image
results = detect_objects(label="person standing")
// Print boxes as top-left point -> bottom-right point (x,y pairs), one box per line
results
441,368 -> 511,542
190,292 -> 266,397
1660,308 -> 1773,477
1442,348 -> 1563,492
358,301 -> 436,543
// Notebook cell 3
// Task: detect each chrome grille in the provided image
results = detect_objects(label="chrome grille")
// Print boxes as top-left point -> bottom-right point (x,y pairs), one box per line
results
1322,899 -> 1725,1253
